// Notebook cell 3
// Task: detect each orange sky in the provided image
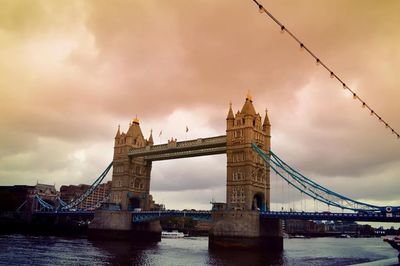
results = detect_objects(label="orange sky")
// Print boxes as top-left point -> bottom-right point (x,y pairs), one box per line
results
0,0 -> 399,210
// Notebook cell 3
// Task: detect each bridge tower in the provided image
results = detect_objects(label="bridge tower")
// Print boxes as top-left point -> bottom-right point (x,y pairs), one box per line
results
226,93 -> 270,211
111,118 -> 153,211
89,118 -> 161,241
210,94 -> 282,251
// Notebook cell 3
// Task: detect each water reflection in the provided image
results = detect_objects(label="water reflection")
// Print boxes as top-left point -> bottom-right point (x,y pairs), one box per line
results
2,234 -> 395,266
208,248 -> 284,266
90,237 -> 285,266
91,240 -> 159,265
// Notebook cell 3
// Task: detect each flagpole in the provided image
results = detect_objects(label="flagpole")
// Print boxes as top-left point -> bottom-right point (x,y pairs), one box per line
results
159,130 -> 162,144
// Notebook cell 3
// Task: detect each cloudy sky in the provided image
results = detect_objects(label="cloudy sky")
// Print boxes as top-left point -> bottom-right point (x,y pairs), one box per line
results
0,0 -> 399,211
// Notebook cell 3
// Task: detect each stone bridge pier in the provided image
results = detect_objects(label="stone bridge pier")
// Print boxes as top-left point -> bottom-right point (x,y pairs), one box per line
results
209,209 -> 282,250
88,209 -> 161,241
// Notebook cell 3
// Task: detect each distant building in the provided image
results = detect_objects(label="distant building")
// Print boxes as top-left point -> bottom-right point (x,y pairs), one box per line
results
60,184 -> 89,203
31,183 -> 58,211
326,221 -> 359,234
60,181 -> 112,210
0,183 -> 58,212
0,185 -> 34,211
35,183 -> 58,201
82,181 -> 112,210
358,224 -> 375,236
284,219 -> 325,234
194,220 -> 212,232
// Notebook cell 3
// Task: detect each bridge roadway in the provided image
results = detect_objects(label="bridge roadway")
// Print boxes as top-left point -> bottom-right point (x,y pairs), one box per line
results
260,211 -> 400,223
128,135 -> 227,161
33,210 -> 400,223
131,210 -> 400,223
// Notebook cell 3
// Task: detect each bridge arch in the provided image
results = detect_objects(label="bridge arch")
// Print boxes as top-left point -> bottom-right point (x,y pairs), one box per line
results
252,192 -> 266,212
129,197 -> 140,210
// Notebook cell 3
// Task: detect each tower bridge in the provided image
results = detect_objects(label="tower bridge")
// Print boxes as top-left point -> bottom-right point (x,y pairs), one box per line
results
31,94 -> 400,250
86,93 -> 280,249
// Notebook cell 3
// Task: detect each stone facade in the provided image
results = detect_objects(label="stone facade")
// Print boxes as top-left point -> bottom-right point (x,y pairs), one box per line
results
209,95 -> 282,250
88,210 -> 161,241
226,94 -> 271,211
111,118 -> 154,211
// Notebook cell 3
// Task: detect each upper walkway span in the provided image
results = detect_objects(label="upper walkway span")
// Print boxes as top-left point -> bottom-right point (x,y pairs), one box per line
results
128,135 -> 227,161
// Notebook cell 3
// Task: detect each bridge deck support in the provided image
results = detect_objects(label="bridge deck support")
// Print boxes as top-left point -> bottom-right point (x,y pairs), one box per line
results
88,210 -> 161,242
209,210 -> 283,251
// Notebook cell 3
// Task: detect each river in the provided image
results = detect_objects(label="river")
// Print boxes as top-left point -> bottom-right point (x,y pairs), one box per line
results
0,234 -> 397,265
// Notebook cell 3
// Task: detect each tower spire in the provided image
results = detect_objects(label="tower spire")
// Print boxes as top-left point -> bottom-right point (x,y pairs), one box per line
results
227,101 -> 234,120
263,108 -> 271,131
115,124 -> 121,138
148,129 -> 154,145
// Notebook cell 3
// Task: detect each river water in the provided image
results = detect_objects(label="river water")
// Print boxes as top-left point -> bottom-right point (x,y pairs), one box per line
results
0,234 -> 398,265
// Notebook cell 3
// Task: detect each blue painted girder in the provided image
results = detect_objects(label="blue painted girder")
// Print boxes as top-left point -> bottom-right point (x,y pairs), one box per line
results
132,210 -> 212,223
261,211 -> 400,223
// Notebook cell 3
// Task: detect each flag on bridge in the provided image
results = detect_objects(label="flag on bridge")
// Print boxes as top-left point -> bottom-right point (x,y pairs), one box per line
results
159,130 -> 162,137
186,126 -> 189,133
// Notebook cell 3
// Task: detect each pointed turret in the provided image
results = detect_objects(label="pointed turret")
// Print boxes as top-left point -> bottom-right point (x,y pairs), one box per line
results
115,124 -> 121,139
263,109 -> 271,131
147,129 -> 154,146
240,91 -> 256,116
227,101 -> 234,120
227,101 -> 235,129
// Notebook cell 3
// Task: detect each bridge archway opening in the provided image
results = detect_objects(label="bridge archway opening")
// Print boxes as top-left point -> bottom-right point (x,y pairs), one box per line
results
129,197 -> 141,210
252,192 -> 266,212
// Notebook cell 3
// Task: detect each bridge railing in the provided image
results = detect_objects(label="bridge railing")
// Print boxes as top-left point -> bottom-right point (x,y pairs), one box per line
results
132,210 -> 212,223
261,211 -> 400,222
